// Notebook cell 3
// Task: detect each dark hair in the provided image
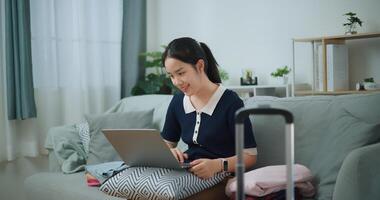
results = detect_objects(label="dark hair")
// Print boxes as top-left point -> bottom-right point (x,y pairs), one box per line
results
162,37 -> 221,83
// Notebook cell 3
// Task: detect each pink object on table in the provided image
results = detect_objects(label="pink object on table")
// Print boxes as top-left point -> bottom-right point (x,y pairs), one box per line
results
225,164 -> 315,197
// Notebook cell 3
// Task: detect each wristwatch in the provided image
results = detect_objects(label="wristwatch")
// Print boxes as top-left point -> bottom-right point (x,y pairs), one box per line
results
221,158 -> 228,172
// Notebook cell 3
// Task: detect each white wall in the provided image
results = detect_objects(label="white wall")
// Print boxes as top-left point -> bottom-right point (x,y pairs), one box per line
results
147,0 -> 380,88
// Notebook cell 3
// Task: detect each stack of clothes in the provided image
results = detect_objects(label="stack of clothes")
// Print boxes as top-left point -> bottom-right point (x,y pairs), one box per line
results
226,164 -> 315,200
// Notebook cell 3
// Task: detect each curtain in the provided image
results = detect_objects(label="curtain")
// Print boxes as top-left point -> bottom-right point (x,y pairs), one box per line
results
0,0 -> 123,162
30,0 -> 122,119
4,0 -> 37,120
1,0 -> 21,161
121,0 -> 146,97
1,0 -> 10,161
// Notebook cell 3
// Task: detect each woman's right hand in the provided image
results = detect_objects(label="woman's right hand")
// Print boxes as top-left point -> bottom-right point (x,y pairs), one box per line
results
170,148 -> 188,163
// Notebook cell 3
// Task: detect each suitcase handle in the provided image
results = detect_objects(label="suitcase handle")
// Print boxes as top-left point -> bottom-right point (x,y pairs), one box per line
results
235,105 -> 293,124
234,105 -> 295,200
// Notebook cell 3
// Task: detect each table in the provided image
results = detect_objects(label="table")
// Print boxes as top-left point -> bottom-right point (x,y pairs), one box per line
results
225,85 -> 290,97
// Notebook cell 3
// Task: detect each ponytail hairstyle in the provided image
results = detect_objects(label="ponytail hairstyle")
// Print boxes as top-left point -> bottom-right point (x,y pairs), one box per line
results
162,37 -> 221,83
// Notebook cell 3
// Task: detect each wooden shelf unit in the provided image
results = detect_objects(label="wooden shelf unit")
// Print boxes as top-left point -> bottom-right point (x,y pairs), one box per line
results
291,32 -> 380,95
295,89 -> 380,96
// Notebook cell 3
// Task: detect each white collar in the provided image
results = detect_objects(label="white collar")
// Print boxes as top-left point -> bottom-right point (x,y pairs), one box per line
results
183,85 -> 226,116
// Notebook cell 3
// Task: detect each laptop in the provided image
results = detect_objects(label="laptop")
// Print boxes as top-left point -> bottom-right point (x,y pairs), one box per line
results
102,129 -> 190,170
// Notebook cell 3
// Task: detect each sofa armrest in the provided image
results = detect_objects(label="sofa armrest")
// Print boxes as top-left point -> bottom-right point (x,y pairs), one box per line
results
333,142 -> 380,200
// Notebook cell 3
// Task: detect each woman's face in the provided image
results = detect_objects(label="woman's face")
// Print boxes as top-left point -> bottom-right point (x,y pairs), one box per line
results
164,57 -> 204,96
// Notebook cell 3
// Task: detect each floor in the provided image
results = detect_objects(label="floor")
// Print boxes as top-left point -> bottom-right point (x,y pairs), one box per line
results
0,155 -> 49,200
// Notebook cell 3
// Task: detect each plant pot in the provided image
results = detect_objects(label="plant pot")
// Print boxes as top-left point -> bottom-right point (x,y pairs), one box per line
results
345,23 -> 358,35
271,76 -> 288,85
363,82 -> 377,90
283,76 -> 289,85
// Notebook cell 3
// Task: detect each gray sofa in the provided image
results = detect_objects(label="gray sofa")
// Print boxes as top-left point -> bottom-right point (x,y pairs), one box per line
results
24,93 -> 380,200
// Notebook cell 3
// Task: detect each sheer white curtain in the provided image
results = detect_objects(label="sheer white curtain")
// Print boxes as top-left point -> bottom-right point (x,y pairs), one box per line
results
30,0 -> 122,119
0,0 -> 122,162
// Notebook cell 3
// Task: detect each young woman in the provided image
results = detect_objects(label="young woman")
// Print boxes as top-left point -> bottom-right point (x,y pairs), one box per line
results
161,37 -> 257,179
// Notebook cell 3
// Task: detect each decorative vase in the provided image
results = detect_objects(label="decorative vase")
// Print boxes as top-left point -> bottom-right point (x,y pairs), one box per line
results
345,23 -> 358,35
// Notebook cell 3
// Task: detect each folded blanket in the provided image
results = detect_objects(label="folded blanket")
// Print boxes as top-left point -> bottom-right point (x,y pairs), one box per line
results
225,164 -> 315,197
54,137 -> 86,173
49,125 -> 87,174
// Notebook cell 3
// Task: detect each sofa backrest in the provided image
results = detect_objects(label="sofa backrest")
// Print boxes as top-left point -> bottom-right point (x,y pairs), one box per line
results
105,94 -> 173,131
109,93 -> 380,168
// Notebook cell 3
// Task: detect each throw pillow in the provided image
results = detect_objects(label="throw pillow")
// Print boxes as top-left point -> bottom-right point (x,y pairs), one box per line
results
100,167 -> 229,200
75,122 -> 90,156
310,107 -> 380,200
86,109 -> 154,165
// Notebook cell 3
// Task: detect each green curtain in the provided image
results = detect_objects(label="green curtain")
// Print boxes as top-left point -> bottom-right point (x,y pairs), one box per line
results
120,0 -> 147,98
5,0 -> 36,120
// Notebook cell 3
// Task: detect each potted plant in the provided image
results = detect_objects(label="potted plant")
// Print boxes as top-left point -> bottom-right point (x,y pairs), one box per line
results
271,65 -> 291,85
343,12 -> 363,35
219,68 -> 229,82
131,47 -> 176,96
131,48 -> 231,95
363,77 -> 377,90
219,68 -> 230,85
240,69 -> 257,85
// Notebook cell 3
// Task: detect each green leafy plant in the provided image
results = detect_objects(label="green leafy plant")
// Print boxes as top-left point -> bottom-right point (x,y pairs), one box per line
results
131,47 -> 230,95
131,46 -> 176,96
219,68 -> 229,82
271,65 -> 291,78
343,12 -> 363,34
363,77 -> 374,83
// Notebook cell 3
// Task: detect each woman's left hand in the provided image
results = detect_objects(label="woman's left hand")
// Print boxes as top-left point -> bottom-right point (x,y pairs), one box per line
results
189,159 -> 221,179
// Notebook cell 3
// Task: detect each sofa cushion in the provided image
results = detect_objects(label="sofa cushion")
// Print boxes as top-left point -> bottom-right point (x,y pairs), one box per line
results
335,93 -> 380,123
310,99 -> 380,200
104,94 -> 173,130
100,167 -> 229,200
86,109 -> 154,165
244,96 -> 335,167
75,122 -> 90,156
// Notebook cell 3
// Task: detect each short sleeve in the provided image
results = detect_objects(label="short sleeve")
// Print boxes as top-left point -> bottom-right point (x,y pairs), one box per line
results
161,96 -> 181,144
228,99 -> 257,150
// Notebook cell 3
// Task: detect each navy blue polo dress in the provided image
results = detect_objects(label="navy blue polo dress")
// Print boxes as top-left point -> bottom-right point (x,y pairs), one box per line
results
161,86 -> 257,161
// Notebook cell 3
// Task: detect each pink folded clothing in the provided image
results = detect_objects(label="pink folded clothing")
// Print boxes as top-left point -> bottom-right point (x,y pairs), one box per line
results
87,178 -> 101,187
225,164 -> 315,198
85,173 -> 101,187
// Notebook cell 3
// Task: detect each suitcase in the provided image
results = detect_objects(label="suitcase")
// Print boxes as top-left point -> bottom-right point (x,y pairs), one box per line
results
235,105 -> 295,200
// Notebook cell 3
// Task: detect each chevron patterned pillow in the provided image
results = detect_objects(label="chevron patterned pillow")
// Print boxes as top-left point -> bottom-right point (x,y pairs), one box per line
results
99,167 -> 229,200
